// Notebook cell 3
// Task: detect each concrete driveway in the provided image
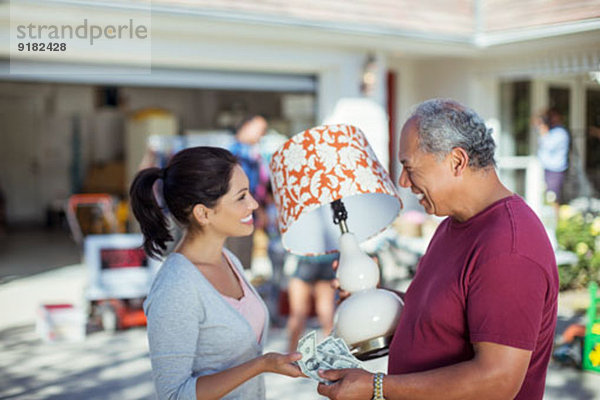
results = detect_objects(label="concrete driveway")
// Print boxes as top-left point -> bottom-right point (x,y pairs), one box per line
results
1,263 -> 599,399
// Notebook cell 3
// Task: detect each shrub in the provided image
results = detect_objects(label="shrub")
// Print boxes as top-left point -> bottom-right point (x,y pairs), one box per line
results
556,198 -> 600,290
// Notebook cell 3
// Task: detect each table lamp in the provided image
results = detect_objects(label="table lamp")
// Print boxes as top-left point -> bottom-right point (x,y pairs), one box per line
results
269,124 -> 404,360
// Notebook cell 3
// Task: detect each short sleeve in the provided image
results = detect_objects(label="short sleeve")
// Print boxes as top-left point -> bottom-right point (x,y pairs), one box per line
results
145,269 -> 205,400
467,253 -> 548,350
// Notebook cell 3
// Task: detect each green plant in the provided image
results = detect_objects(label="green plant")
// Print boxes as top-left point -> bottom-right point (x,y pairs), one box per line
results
556,199 -> 600,290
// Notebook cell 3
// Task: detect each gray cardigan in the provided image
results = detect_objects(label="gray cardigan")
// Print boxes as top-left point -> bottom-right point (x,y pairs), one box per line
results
143,250 -> 269,400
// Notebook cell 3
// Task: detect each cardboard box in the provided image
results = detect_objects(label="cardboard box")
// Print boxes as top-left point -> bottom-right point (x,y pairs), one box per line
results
83,161 -> 126,195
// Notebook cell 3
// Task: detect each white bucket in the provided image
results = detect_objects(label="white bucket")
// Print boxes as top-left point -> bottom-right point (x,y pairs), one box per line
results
36,304 -> 86,342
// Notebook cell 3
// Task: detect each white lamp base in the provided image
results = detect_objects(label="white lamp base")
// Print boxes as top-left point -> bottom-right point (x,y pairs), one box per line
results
351,334 -> 394,361
334,288 -> 403,360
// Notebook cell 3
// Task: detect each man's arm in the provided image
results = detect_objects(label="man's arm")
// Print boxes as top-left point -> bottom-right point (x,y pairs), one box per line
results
383,341 -> 531,400
318,341 -> 531,400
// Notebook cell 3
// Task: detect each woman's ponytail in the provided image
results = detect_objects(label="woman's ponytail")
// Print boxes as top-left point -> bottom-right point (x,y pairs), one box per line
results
129,167 -> 173,259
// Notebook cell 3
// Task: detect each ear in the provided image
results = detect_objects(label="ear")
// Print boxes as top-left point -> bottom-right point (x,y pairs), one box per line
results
450,147 -> 469,176
191,204 -> 210,226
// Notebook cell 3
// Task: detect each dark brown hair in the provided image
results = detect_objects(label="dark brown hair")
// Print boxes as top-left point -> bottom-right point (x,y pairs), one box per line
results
542,108 -> 563,129
129,146 -> 238,259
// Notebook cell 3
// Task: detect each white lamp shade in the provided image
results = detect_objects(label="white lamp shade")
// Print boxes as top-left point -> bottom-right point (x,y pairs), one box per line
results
269,124 -> 402,255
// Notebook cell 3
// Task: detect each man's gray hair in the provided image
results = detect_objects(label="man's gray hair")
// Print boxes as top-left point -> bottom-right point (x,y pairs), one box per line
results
409,98 -> 496,169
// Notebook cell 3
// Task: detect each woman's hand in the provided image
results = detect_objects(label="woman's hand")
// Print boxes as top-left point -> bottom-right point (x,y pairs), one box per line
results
192,351 -> 304,399
260,352 -> 304,377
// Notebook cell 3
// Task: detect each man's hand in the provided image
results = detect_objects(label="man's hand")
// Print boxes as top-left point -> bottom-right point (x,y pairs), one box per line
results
316,368 -> 373,400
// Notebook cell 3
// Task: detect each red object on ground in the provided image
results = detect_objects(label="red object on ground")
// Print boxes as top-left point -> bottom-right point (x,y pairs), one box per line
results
561,323 -> 586,343
43,304 -> 74,310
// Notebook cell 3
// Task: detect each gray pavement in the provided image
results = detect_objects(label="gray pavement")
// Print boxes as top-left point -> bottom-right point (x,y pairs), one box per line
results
0,227 -> 80,284
1,263 -> 600,399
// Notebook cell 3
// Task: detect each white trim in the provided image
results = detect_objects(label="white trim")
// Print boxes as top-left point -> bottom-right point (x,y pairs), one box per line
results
481,46 -> 600,79
497,156 -> 544,216
0,60 -> 316,92
475,19 -> 600,48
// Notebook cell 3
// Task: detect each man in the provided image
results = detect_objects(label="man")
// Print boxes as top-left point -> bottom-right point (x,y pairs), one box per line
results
317,99 -> 558,400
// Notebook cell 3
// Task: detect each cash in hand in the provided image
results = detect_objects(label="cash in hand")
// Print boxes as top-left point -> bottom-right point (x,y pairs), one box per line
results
296,330 -> 363,384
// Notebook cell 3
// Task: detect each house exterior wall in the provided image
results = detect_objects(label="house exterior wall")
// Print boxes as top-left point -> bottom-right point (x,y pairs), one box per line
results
388,31 -> 600,208
0,0 -> 598,223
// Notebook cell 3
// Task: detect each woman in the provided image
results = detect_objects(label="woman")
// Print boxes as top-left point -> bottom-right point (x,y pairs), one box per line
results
286,254 -> 337,353
130,146 -> 302,400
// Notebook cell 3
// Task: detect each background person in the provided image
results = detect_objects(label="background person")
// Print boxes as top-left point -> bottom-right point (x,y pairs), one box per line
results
227,114 -> 270,269
536,108 -> 570,204
286,254 -> 337,353
317,99 -> 558,400
263,182 -> 287,327
130,146 -> 302,400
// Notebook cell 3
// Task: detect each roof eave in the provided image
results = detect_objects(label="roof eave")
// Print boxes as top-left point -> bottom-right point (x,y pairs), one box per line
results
474,18 -> 600,48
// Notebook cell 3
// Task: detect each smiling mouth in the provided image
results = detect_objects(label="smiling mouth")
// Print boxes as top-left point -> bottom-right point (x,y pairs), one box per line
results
415,193 -> 425,201
241,215 -> 253,223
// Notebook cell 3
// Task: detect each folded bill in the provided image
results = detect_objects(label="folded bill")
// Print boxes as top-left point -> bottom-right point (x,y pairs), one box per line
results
297,330 -> 363,384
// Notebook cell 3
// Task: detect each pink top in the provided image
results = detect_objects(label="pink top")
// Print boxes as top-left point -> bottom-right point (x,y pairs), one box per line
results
221,254 -> 266,343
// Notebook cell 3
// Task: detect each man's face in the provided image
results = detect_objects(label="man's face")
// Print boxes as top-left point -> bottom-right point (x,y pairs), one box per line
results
397,117 -> 454,217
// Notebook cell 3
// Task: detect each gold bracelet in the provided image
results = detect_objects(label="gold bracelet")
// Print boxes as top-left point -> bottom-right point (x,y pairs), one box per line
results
372,372 -> 386,400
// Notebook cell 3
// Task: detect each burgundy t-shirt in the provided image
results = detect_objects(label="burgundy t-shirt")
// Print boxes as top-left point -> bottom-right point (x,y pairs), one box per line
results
388,195 -> 558,399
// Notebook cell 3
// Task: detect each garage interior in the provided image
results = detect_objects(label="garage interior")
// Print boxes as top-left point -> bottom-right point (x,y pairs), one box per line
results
0,77 -> 316,281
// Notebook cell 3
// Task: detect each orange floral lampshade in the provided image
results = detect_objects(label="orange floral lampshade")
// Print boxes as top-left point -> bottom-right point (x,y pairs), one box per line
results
269,124 -> 403,255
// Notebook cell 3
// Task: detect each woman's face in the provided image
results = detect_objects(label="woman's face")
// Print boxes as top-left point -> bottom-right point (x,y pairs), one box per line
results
207,165 -> 259,238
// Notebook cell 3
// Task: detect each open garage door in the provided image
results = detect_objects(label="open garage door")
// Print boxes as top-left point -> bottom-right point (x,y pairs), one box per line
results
0,60 -> 316,92
0,61 -> 317,226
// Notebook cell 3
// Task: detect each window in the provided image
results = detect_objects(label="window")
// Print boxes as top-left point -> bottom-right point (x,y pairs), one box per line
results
586,89 -> 600,193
